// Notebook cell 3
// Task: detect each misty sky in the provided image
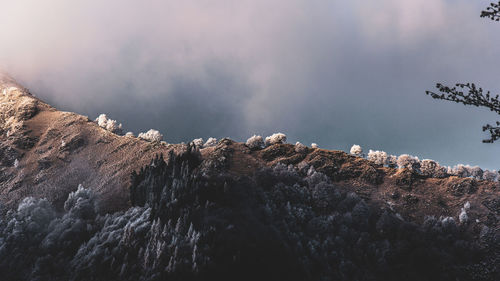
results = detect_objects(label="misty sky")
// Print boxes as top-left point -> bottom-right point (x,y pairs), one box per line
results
1,0 -> 500,170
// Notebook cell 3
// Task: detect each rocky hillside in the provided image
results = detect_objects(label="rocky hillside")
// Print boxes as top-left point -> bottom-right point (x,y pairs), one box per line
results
0,73 -> 498,280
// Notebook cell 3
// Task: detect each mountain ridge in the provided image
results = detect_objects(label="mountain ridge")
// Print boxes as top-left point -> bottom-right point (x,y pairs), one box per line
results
0,73 -> 498,279
0,73 -> 176,212
0,73 -> 498,224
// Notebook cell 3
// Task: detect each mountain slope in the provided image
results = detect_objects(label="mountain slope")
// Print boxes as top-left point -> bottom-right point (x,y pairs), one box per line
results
0,73 -> 498,280
0,73 -> 175,212
1,73 -> 498,229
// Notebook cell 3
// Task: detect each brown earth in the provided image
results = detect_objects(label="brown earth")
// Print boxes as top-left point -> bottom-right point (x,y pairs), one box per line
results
0,73 -> 499,238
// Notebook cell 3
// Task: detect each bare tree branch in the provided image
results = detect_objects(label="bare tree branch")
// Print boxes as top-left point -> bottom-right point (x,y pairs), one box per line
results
426,83 -> 500,143
426,3 -> 500,143
481,2 -> 500,21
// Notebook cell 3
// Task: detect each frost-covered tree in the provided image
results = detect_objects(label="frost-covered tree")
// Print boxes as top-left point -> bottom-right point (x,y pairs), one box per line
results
420,159 -> 438,175
105,119 -> 121,133
294,142 -> 307,153
246,135 -> 264,150
192,138 -> 204,148
95,114 -> 108,128
125,132 -> 135,137
482,169 -> 498,181
386,155 -> 398,168
311,143 -> 318,149
397,154 -> 420,171
95,114 -> 123,134
451,164 -> 471,178
459,208 -> 468,224
469,166 -> 484,179
350,144 -> 362,156
204,137 -> 217,147
265,133 -> 287,146
464,201 -> 471,211
420,159 -> 447,177
367,150 -> 387,165
138,129 -> 163,142
419,159 -> 448,177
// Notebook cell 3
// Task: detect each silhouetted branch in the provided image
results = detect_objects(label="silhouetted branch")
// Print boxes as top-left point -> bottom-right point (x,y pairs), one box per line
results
426,4 -> 500,143
426,83 -> 500,143
481,2 -> 500,21
483,122 -> 500,143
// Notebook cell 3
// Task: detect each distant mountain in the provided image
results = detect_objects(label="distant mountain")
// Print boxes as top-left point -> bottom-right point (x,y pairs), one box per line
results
0,73 -> 498,280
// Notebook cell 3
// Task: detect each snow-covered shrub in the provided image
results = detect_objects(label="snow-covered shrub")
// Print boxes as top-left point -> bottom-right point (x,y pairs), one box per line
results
96,114 -> 107,128
446,166 -> 453,175
386,155 -> 397,168
367,150 -> 387,165
9,197 -> 56,234
138,129 -> 163,142
105,119 -> 121,133
350,144 -> 362,156
440,216 -> 456,228
13,159 -> 19,168
95,114 -> 123,134
246,135 -> 264,150
464,201 -> 470,211
64,184 -> 97,219
419,159 -> 448,177
397,154 -> 420,171
264,133 -> 287,146
295,142 -> 307,153
482,170 -> 498,181
451,164 -> 471,178
469,166 -> 483,179
420,159 -> 438,176
451,165 -> 483,179
125,132 -> 135,137
192,138 -> 204,148
458,199 -> 471,224
311,143 -> 318,149
204,137 -> 217,147
459,208 -> 468,224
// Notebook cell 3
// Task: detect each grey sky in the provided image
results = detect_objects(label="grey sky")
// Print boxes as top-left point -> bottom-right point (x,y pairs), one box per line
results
1,0 -> 499,169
